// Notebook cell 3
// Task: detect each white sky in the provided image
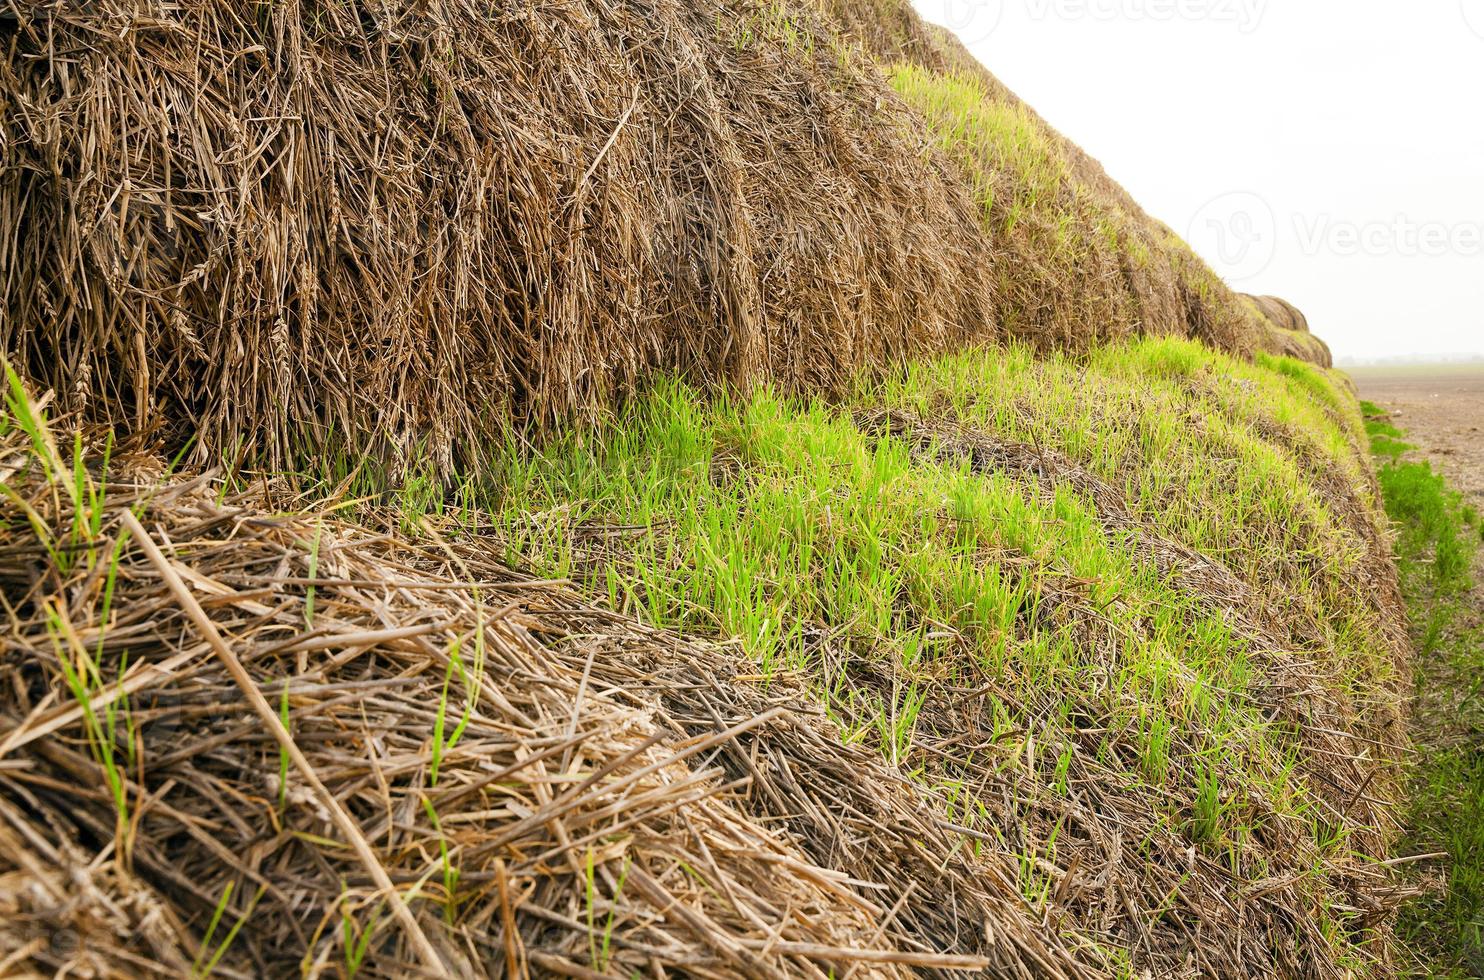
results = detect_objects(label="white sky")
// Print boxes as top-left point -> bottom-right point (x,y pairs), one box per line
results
910,0 -> 1484,360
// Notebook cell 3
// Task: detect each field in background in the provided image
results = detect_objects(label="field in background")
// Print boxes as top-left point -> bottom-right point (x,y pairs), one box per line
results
1346,363 -> 1484,380
1352,366 -> 1484,505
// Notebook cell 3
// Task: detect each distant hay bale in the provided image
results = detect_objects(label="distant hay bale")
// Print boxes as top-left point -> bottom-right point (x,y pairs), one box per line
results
831,18 -> 1342,369
1241,294 -> 1333,367
1243,293 -> 1312,333
840,21 -> 1295,360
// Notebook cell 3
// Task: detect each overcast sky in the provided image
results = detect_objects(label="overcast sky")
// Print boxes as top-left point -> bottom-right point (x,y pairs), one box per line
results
910,0 -> 1484,361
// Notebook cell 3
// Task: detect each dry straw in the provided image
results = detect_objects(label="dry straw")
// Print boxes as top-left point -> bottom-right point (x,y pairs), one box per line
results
2,0 -> 999,477
0,1 -> 1401,975
0,430 -> 1090,977
5,0 -> 1320,479
0,411 -> 1416,977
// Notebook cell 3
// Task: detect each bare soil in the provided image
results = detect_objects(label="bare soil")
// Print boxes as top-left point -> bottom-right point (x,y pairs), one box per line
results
1351,365 -> 1484,506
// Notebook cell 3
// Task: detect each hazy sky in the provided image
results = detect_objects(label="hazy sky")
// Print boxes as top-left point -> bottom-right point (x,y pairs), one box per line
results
910,0 -> 1484,360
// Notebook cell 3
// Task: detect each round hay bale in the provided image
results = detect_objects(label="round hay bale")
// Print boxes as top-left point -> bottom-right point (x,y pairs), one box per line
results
1,0 -> 996,477
1243,293 -> 1312,334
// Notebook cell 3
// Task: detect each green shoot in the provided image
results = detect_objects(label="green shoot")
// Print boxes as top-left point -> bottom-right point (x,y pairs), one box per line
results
341,897 -> 383,978
305,519 -> 322,628
586,850 -> 631,972
278,679 -> 292,815
429,638 -> 473,789
194,880 -> 267,977
420,796 -> 460,924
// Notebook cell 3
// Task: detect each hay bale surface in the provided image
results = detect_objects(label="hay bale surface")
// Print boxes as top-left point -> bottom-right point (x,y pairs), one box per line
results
0,427 -> 1086,977
2,0 -> 995,477
5,0 -> 1328,480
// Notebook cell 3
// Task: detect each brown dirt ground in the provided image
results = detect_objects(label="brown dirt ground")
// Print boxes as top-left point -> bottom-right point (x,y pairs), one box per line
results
1351,365 -> 1484,507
